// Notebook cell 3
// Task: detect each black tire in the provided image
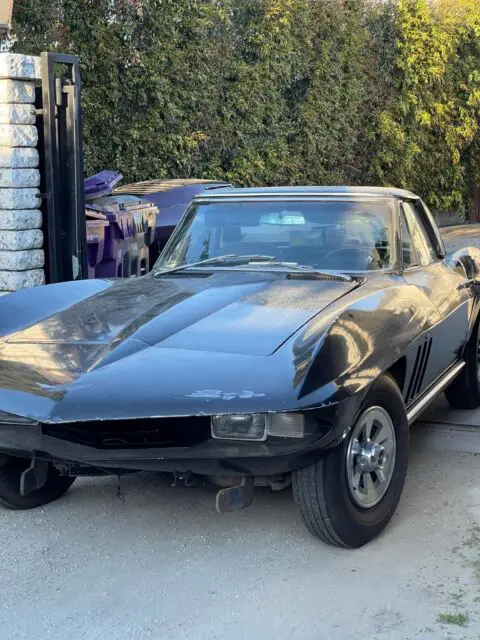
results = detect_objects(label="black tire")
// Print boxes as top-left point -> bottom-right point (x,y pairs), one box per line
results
292,373 -> 409,548
0,455 -> 76,510
445,314 -> 480,409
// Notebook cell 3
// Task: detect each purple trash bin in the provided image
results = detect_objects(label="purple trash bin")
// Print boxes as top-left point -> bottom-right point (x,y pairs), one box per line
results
92,209 -> 138,278
86,211 -> 109,279
84,170 -> 122,201
84,178 -> 159,278
95,196 -> 157,277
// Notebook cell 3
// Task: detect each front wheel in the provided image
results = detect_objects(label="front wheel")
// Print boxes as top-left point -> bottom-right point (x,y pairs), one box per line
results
0,455 -> 76,510
293,373 -> 409,548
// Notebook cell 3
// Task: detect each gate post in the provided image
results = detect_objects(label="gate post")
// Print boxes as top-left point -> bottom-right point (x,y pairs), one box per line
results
38,52 -> 87,283
0,53 -> 43,295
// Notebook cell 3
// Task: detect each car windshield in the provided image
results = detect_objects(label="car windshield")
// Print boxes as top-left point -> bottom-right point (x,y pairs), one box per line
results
155,198 -> 394,272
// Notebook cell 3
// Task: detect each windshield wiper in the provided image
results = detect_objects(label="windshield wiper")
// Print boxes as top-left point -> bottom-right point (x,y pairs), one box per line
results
154,254 -> 276,275
154,254 -> 351,280
197,254 -> 279,266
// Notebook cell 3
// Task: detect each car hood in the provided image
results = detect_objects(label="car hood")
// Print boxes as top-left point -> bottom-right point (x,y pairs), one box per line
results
0,271 -> 358,413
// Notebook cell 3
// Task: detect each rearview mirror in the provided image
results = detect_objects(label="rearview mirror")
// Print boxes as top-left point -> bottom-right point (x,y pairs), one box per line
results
259,213 -> 305,225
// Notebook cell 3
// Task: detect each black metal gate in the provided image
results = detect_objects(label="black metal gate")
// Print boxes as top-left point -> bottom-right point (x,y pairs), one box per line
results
36,52 -> 87,283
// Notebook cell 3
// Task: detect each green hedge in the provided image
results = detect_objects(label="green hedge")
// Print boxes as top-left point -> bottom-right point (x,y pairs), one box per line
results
7,0 -> 480,212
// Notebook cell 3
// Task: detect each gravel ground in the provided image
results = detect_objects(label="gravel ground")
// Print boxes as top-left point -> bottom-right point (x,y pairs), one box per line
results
0,423 -> 478,640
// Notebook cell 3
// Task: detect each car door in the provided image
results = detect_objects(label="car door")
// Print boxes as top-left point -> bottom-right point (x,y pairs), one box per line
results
401,200 -> 470,395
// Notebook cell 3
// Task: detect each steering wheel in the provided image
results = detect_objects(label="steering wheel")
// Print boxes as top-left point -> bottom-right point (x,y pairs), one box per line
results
320,246 -> 376,270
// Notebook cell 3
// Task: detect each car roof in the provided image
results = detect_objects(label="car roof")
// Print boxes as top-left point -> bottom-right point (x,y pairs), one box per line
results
193,185 -> 419,201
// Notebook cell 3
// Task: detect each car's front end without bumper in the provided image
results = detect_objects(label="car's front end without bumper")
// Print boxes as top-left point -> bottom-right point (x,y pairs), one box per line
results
0,409 -> 346,477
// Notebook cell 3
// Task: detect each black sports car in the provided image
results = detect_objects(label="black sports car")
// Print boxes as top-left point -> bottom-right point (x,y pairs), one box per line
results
1,186 -> 479,548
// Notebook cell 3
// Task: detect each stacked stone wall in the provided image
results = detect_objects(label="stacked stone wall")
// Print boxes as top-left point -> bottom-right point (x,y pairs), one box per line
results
0,53 -> 43,295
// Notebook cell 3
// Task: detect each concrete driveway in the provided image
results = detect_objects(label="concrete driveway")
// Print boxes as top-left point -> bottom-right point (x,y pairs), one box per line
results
442,223 -> 480,254
0,399 -> 478,640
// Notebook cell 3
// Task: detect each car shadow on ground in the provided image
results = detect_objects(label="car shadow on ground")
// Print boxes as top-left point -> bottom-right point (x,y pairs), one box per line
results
47,422 -> 466,545
62,467 -> 301,533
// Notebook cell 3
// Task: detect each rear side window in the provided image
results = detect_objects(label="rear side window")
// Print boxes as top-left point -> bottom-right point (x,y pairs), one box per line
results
402,202 -> 437,266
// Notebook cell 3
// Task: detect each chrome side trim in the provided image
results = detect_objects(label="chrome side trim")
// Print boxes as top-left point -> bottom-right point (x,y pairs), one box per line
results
406,361 -> 465,425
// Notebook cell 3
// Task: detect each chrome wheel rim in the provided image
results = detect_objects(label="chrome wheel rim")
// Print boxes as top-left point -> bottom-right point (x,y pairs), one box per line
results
346,406 -> 396,509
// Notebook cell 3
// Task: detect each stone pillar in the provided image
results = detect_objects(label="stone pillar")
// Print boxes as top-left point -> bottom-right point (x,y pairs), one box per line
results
0,53 -> 43,295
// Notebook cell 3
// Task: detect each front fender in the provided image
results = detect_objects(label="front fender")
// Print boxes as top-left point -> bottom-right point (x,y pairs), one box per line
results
293,280 -> 437,405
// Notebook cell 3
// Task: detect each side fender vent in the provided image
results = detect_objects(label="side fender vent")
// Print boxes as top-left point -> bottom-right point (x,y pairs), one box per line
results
406,336 -> 433,403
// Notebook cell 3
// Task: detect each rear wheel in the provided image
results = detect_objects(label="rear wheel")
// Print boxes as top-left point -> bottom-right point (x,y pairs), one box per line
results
293,373 -> 409,548
0,455 -> 75,510
445,314 -> 480,409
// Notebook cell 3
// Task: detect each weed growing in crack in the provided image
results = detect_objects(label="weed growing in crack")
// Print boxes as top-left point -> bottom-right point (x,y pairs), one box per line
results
437,612 -> 469,627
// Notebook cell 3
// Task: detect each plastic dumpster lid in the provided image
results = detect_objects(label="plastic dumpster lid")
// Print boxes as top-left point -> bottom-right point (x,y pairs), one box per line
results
114,179 -> 231,208
84,170 -> 123,201
90,194 -> 155,212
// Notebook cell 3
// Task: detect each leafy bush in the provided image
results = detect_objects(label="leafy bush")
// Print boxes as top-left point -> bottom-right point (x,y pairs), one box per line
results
7,0 -> 480,213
